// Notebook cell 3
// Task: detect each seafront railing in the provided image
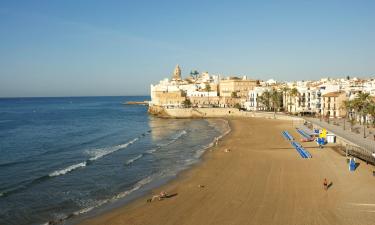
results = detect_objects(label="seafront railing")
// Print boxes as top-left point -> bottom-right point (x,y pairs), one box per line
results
304,118 -> 375,153
303,117 -> 375,165
345,144 -> 375,165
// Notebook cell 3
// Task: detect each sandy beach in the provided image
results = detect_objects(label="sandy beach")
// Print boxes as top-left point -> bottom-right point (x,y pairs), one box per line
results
79,117 -> 375,225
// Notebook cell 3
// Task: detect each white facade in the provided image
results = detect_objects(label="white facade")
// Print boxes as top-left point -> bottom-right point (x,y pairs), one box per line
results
150,69 -> 220,106
364,79 -> 375,96
283,77 -> 374,116
265,79 -> 277,86
244,87 -> 272,111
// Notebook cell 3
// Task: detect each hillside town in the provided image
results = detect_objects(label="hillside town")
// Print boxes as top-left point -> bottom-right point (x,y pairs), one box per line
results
150,65 -> 375,124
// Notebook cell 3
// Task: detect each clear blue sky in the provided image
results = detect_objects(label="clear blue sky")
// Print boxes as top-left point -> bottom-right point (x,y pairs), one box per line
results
0,0 -> 374,97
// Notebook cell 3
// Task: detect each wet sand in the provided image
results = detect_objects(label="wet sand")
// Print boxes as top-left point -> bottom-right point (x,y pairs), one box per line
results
80,118 -> 375,225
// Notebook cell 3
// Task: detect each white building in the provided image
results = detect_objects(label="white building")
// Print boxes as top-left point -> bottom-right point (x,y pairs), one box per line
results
244,86 -> 272,111
150,65 -> 220,107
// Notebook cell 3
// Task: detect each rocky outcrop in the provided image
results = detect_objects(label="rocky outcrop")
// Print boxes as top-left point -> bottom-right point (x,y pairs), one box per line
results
148,105 -> 170,118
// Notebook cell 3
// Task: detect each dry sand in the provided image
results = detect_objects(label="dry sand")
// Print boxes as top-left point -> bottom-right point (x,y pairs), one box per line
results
80,118 -> 375,225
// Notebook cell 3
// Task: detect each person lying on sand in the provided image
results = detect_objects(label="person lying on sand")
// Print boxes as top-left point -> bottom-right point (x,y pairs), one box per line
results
160,191 -> 167,198
147,191 -> 169,202
224,148 -> 231,152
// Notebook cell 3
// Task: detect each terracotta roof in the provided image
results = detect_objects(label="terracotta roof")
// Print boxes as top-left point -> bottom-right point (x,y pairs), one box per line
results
322,91 -> 344,97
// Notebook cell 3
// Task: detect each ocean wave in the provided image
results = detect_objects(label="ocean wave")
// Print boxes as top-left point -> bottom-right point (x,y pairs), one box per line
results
34,122 -> 231,225
49,162 -> 87,177
50,138 -> 141,177
193,119 -> 231,158
219,119 -> 231,136
158,130 -> 187,147
114,176 -> 153,199
146,148 -> 158,154
72,176 -> 153,216
194,142 -> 215,158
125,154 -> 143,165
88,138 -> 139,161
1,138 -> 141,199
74,205 -> 97,216
173,130 -> 187,140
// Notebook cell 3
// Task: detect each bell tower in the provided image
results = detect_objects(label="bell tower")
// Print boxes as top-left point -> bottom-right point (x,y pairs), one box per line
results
172,65 -> 182,80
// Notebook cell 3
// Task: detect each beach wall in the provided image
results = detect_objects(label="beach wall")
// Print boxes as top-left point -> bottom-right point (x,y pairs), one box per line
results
303,119 -> 375,163
148,105 -> 303,121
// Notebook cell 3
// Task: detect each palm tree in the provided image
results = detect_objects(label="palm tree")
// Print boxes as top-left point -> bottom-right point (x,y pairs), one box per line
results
341,100 -> 353,130
353,93 -> 372,138
281,86 -> 290,112
259,90 -> 271,111
182,99 -> 192,108
204,83 -> 211,92
204,83 -> 211,106
270,89 -> 282,118
189,70 -> 199,82
289,88 -> 299,114
368,103 -> 375,128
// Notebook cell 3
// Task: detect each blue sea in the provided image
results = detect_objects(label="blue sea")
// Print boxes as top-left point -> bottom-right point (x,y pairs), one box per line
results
0,96 -> 229,225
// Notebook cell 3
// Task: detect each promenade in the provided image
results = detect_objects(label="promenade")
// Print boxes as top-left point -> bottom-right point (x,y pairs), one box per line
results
304,117 -> 375,153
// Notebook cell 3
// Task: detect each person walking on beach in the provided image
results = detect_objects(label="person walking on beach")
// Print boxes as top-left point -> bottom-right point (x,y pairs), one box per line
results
323,178 -> 328,190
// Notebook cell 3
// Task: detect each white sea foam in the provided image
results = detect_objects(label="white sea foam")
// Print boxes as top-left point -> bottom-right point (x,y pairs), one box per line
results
173,130 -> 187,140
114,176 -> 153,199
184,158 -> 196,166
48,138 -> 140,178
194,119 -> 231,158
146,148 -> 158,154
73,176 -> 153,216
194,142 -> 215,158
88,138 -> 139,161
73,205 -> 98,216
125,154 -> 143,165
49,161 -> 87,177
159,130 -> 187,147
210,119 -> 231,140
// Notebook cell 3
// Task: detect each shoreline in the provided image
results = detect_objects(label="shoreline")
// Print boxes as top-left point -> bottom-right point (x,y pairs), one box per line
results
63,118 -> 232,225
78,116 -> 375,225
75,118 -> 233,225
